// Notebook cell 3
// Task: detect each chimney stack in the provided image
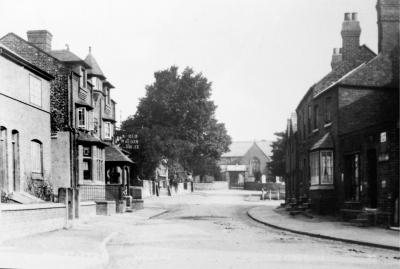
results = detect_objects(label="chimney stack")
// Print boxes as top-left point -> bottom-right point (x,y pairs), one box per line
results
376,0 -> 400,54
27,30 -> 52,52
331,48 -> 342,69
341,12 -> 361,62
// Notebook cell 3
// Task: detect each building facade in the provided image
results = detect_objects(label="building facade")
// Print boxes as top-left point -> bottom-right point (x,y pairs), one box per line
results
285,0 -> 399,226
219,141 -> 272,188
0,30 -> 132,207
0,43 -> 53,200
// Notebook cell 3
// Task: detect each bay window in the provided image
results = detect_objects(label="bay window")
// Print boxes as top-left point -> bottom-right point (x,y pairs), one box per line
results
310,150 -> 334,185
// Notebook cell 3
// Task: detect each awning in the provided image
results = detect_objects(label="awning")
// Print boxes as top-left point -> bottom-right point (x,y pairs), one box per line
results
310,132 -> 334,151
105,144 -> 134,164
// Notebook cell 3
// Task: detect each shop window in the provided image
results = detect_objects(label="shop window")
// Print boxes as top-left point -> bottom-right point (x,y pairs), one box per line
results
83,159 -> 92,180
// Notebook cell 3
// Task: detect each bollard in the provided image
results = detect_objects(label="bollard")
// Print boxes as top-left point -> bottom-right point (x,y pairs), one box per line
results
277,190 -> 280,200
261,188 -> 265,200
269,189 -> 272,200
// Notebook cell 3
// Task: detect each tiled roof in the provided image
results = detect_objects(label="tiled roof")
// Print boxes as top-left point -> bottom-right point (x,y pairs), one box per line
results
255,140 -> 273,158
312,46 -> 376,97
105,145 -> 134,163
76,131 -> 107,146
222,140 -> 272,159
50,50 -> 91,68
310,133 -> 334,151
340,53 -> 399,88
84,53 -> 105,79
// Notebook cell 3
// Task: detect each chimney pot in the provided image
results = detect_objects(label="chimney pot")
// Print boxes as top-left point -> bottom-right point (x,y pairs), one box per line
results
352,12 -> 358,21
344,13 -> 351,21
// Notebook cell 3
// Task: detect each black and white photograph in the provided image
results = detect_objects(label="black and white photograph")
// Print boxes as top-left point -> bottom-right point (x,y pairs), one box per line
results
0,0 -> 399,268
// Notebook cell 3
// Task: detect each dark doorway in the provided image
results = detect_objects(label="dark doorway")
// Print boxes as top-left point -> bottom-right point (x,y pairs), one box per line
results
366,149 -> 378,208
344,153 -> 361,201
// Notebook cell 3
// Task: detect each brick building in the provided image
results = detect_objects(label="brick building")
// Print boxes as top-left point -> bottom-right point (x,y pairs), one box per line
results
0,31 -> 132,211
285,0 -> 399,226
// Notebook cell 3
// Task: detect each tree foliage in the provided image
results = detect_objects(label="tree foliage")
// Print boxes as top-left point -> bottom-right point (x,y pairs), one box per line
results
121,66 -> 231,179
267,131 -> 287,180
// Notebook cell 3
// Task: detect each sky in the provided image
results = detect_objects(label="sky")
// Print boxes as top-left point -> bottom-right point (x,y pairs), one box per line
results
0,0 -> 378,141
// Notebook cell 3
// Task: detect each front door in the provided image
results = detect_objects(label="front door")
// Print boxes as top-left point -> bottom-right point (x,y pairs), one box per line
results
344,153 -> 361,201
11,131 -> 19,192
366,149 -> 377,208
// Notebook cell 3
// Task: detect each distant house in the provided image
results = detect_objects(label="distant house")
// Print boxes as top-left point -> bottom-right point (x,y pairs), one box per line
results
219,140 -> 272,188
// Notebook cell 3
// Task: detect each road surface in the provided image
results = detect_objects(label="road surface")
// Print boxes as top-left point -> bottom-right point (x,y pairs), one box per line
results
105,191 -> 400,269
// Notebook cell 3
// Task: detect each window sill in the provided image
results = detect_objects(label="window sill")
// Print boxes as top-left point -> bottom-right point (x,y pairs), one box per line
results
324,122 -> 332,128
310,185 -> 334,190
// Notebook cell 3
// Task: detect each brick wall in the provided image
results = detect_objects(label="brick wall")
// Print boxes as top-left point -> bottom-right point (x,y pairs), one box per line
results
0,33 -> 70,132
0,203 -> 66,241
338,87 -> 398,134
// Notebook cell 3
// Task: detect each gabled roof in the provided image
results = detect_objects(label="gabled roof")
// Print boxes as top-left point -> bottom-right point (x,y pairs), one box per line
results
0,42 -> 54,81
312,45 -> 377,97
339,53 -> 399,89
222,140 -> 272,159
84,52 -> 106,79
105,144 -> 134,164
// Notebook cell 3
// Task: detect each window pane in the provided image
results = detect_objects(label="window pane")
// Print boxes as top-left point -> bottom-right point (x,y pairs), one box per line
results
310,151 -> 319,185
31,141 -> 42,173
320,151 -> 333,184
30,75 -> 42,106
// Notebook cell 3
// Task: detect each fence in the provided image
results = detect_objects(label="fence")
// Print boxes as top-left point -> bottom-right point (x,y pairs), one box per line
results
80,184 -> 123,202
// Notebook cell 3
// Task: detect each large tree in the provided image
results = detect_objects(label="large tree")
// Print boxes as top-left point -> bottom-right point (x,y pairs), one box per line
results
121,66 -> 231,179
267,131 -> 287,181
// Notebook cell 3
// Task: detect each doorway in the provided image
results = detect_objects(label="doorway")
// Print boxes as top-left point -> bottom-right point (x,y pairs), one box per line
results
11,131 -> 19,192
366,149 -> 377,208
344,153 -> 361,201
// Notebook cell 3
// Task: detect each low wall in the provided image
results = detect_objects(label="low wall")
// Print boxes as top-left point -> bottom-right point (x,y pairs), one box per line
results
194,181 -> 229,191
170,182 -> 192,195
79,201 -> 96,220
244,182 -> 285,191
0,203 -> 66,241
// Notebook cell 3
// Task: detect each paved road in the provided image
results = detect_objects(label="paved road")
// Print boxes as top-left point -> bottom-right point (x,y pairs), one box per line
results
105,191 -> 400,269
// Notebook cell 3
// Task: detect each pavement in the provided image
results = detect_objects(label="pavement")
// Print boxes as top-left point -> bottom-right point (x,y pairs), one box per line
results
248,205 -> 400,251
0,207 -> 167,269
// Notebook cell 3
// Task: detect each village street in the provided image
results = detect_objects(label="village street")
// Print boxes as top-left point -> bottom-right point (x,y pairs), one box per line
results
0,190 -> 399,269
105,191 -> 400,269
